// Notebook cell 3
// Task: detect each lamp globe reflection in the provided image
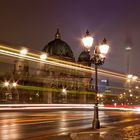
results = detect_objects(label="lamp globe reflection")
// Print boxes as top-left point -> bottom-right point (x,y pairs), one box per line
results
82,30 -> 110,129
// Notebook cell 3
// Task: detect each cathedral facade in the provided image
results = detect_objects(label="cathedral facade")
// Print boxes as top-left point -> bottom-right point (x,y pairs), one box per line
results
0,29 -> 94,104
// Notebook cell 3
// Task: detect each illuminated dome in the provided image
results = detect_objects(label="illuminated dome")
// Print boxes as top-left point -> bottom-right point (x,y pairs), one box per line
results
43,29 -> 75,62
78,51 -> 91,66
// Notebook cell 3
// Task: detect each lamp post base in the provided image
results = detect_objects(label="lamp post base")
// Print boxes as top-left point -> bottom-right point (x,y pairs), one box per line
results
92,119 -> 100,129
92,104 -> 100,129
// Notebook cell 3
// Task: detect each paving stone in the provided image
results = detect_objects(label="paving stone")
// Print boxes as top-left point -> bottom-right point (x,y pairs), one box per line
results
70,124 -> 140,140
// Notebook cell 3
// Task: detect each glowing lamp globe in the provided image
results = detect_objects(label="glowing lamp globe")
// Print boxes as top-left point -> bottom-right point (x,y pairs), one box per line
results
99,38 -> 109,55
82,31 -> 93,51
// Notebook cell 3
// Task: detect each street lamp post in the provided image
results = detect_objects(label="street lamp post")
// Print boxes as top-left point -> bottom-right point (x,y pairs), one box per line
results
82,31 -> 110,129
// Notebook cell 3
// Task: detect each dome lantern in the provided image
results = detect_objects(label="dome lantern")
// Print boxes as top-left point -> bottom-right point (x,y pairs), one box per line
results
55,28 -> 61,39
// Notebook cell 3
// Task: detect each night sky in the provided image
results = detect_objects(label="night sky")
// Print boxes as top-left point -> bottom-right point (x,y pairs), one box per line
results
0,0 -> 140,76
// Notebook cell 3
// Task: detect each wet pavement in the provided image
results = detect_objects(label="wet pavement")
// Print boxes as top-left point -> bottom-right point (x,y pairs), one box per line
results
70,120 -> 140,140
0,110 -> 140,140
29,119 -> 140,140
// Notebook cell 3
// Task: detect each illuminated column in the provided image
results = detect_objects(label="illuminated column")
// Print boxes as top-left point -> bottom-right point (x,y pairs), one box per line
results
47,92 -> 52,104
82,94 -> 86,103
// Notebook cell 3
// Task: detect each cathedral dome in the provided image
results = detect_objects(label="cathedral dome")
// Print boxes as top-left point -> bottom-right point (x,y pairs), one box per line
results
78,51 -> 91,66
43,29 -> 75,62
78,51 -> 90,62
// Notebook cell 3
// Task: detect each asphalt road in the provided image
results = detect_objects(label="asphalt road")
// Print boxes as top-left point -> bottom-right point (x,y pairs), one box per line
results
0,109 -> 140,140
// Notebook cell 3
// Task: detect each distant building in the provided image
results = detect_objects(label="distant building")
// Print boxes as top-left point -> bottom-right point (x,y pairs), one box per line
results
99,79 -> 110,93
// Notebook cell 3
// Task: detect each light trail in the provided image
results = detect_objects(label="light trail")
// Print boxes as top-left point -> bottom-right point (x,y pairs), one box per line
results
0,104 -> 139,112
0,45 -> 140,82
0,48 -> 93,73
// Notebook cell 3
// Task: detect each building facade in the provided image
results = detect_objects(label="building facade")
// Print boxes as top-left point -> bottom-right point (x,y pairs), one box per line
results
0,29 -> 94,104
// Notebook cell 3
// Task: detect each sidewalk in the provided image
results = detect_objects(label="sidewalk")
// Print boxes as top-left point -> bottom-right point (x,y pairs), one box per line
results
70,121 -> 140,140
28,120 -> 140,140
